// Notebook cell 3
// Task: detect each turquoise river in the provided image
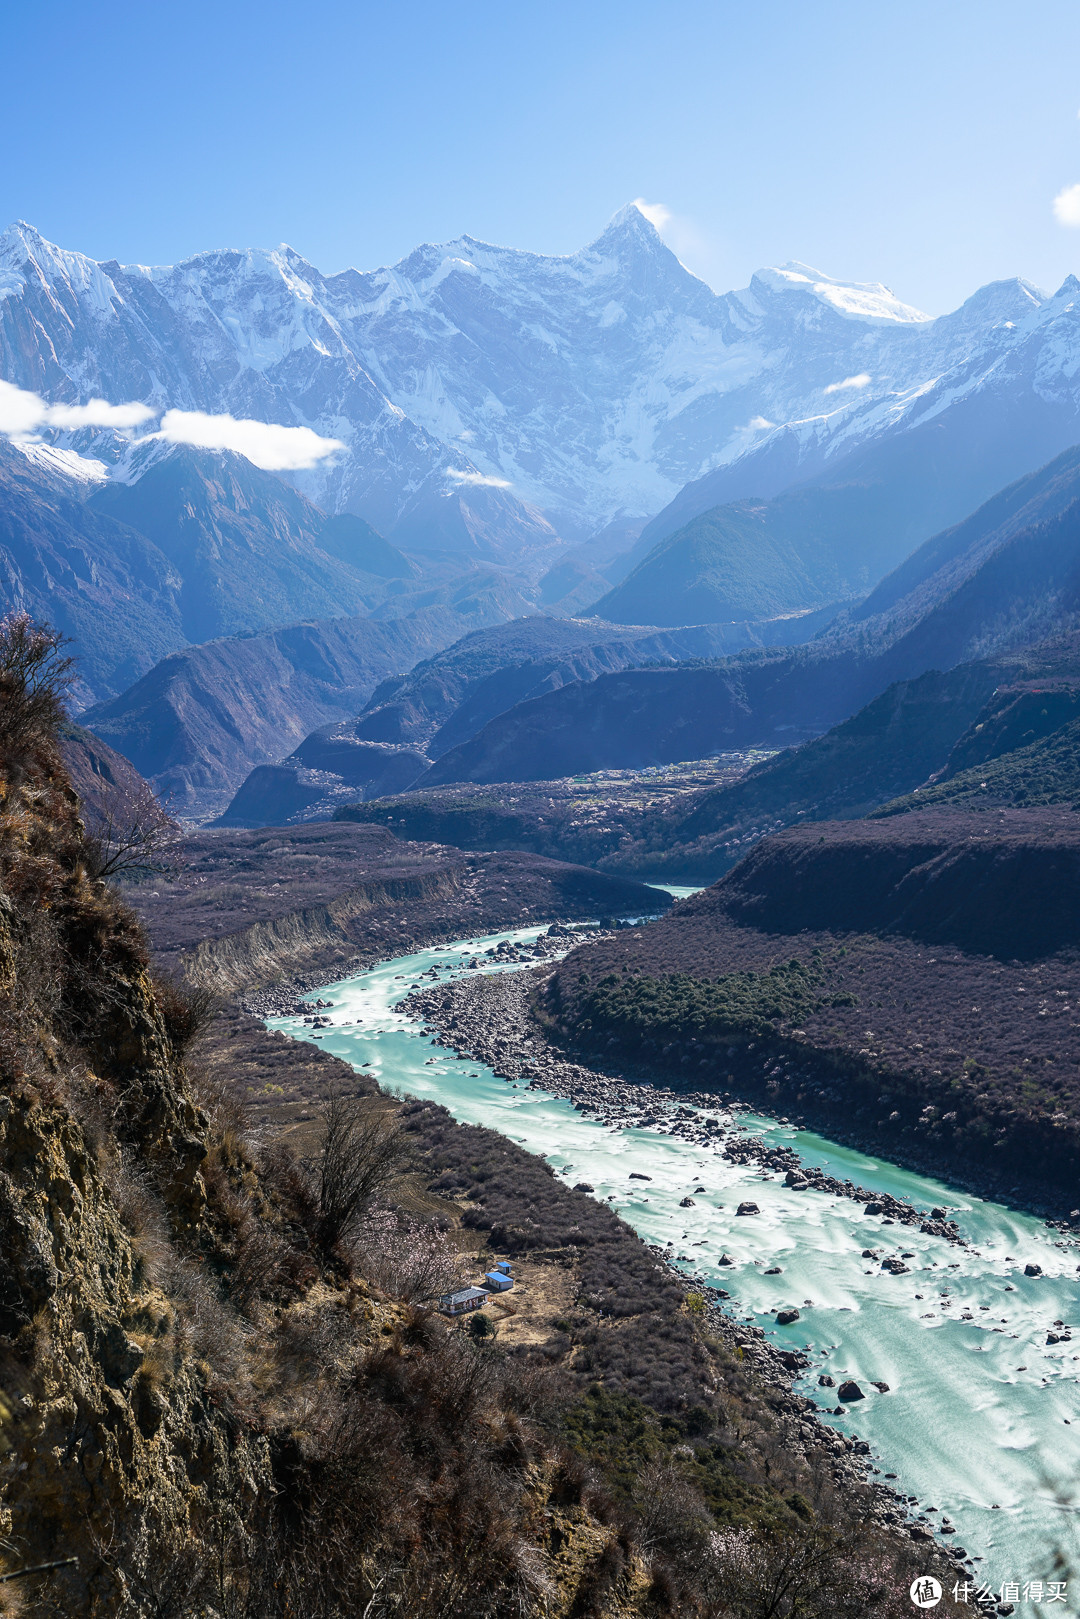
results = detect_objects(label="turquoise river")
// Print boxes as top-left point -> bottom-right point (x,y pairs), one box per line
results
268,907 -> 1080,1601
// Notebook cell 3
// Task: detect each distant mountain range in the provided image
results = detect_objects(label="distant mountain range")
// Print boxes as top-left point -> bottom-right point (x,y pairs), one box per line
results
405,446 -> 1080,787
6,209 -> 1080,569
11,209 -> 1080,836
213,612 -> 829,827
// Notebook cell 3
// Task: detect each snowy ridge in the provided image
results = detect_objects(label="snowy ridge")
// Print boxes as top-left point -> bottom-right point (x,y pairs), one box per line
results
1,207 -> 1079,554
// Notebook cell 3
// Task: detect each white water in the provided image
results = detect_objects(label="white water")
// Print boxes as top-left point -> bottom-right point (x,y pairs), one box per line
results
269,923 -> 1080,1598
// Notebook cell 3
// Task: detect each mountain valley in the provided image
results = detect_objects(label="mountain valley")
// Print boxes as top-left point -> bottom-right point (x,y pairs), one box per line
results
7,200 -> 1080,1616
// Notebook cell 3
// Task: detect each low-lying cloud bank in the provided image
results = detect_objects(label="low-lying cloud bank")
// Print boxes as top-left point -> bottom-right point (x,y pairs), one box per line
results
156,409 -> 345,470
0,381 -> 345,472
0,381 -> 155,435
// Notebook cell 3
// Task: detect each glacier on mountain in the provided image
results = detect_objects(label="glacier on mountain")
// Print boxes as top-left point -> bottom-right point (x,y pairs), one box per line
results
1,205 -> 1079,559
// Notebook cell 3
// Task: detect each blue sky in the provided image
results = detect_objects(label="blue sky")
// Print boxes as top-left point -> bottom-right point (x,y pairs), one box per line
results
6,0 -> 1080,313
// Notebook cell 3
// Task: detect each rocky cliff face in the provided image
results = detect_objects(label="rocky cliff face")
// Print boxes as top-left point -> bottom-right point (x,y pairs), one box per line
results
0,621 -> 267,1612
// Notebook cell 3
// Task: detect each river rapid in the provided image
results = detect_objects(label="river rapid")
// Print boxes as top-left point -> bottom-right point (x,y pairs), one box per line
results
268,915 -> 1080,1599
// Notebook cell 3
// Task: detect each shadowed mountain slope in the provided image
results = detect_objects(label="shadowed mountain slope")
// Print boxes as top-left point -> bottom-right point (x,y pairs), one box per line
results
89,446 -> 390,645
352,615 -> 826,757
422,450 -> 1080,792
598,431 -> 1080,633
0,442 -> 187,700
636,351 -> 1080,553
81,606 -> 507,818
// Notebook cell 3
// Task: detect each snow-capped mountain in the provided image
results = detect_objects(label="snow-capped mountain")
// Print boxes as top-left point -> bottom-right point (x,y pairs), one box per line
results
3,205 -> 1080,557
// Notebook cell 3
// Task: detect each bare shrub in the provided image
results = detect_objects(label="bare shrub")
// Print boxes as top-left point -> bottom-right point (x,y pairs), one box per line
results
164,1255 -> 249,1388
354,1209 -> 462,1304
93,1145 -> 173,1289
84,778 -> 183,883
696,1522 -> 934,1619
153,978 -> 220,1058
633,1457 -> 713,1565
0,614 -> 74,761
230,1217 -> 302,1313
8,905 -> 63,1033
91,1507 -> 217,1619
313,1095 -> 411,1253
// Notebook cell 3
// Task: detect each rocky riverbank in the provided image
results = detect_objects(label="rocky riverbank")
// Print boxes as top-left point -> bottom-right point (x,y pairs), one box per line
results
402,966 -> 972,1250
692,1300 -> 975,1570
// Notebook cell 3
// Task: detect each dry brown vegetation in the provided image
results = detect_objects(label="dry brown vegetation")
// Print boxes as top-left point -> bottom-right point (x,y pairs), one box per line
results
549,814 -> 1080,1207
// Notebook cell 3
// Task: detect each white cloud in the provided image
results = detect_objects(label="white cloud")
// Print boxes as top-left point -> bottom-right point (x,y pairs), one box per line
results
157,409 -> 345,470
0,383 -> 344,474
1054,184 -> 1080,227
445,466 -> 510,489
47,398 -> 155,429
633,197 -> 672,232
0,380 -> 47,436
823,372 -> 872,394
0,379 -> 155,437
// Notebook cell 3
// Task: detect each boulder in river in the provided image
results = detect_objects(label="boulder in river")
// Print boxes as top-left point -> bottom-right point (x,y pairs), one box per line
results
736,1201 -> 760,1216
880,1257 -> 910,1275
818,1374 -> 835,1387
784,1170 -> 809,1188
776,1307 -> 800,1325
871,1380 -> 891,1392
573,1182 -> 594,1193
1024,1263 -> 1043,1277
717,1253 -> 735,1267
837,1380 -> 864,1401
679,1196 -> 695,1207
629,1172 -> 652,1181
